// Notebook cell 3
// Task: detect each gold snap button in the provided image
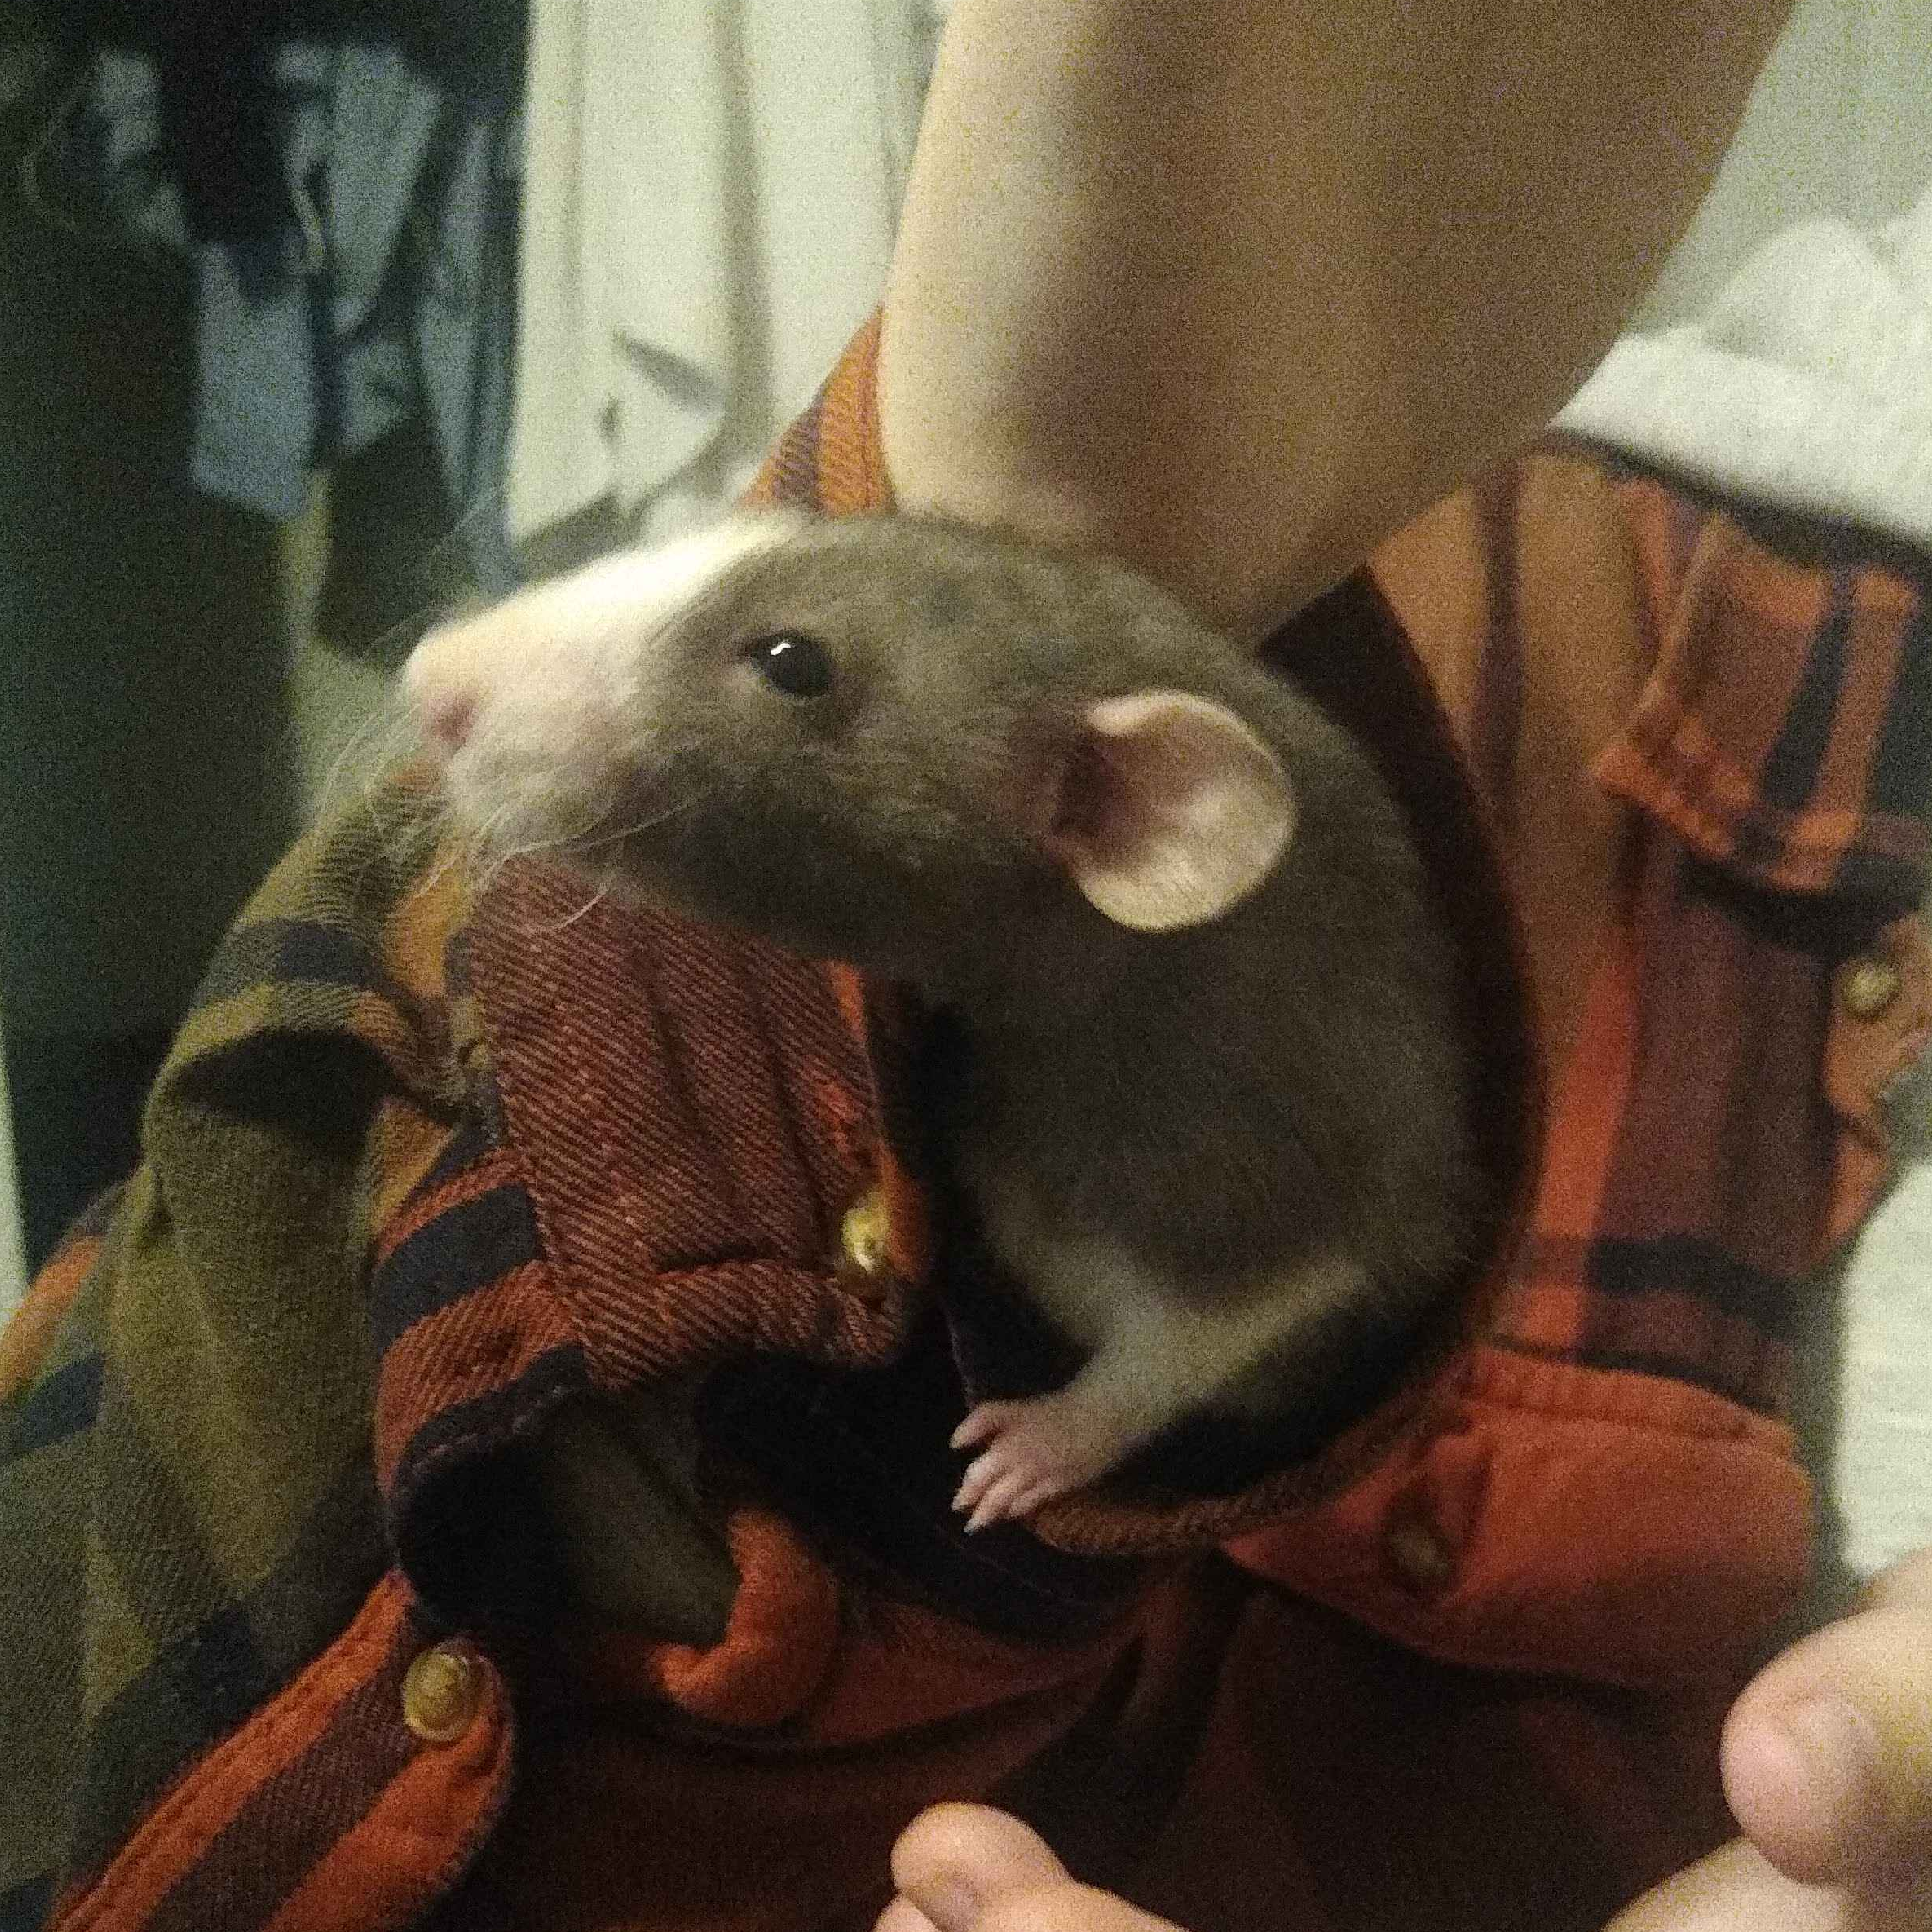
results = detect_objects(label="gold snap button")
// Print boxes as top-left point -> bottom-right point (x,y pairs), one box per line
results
838,1186 -> 893,1299
1385,1517 -> 1456,1595
1841,955 -> 1902,1023
402,1641 -> 486,1744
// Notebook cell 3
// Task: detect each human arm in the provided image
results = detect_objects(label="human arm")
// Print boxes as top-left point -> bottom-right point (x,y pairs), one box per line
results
879,0 -> 1792,640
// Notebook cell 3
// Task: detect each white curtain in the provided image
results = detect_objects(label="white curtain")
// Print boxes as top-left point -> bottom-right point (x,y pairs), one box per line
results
507,0 -> 929,549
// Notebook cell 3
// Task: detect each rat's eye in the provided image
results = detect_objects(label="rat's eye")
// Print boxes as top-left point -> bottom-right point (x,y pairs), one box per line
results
741,631 -> 834,700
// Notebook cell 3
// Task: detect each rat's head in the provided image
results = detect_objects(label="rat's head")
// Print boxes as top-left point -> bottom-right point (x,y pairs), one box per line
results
405,512 -> 1295,1000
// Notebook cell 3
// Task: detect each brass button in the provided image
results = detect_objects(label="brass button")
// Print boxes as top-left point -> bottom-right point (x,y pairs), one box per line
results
402,1641 -> 486,1744
1385,1516 -> 1456,1595
839,1185 -> 893,1298
1842,955 -> 1902,1023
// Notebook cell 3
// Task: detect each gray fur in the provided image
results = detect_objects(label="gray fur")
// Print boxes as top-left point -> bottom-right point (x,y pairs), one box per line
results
409,511 -> 1473,1517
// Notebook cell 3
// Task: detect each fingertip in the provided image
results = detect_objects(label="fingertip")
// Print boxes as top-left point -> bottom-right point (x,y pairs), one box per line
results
1722,1565 -> 1932,1890
890,1804 -> 1067,1932
1722,1693 -> 1885,1885
889,1805 -> 1188,1932
875,1898 -> 942,1932
952,1405 -> 1004,1452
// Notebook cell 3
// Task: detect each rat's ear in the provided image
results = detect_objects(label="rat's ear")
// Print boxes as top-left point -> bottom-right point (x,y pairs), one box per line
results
1040,691 -> 1295,931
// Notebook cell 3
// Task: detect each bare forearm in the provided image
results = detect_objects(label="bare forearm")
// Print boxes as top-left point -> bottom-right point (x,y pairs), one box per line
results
880,0 -> 1791,639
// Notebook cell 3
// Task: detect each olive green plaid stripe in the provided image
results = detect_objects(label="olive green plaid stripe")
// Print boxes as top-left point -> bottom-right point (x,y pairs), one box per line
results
0,771 -> 469,1909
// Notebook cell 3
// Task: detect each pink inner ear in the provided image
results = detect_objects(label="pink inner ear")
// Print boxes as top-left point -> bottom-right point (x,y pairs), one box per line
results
1039,691 -> 1294,932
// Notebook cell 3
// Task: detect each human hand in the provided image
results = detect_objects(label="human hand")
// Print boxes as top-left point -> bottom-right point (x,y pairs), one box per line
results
876,1803 -> 1180,1932
877,1551 -> 1932,1932
1608,1546 -> 1932,1930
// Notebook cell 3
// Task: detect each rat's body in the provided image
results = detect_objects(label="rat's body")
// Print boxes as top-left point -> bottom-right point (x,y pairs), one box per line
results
407,511 -> 1471,1529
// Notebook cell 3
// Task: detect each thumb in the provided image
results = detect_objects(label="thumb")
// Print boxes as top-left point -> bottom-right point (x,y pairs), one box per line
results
1722,1548 -> 1932,1888
880,1804 -> 1183,1932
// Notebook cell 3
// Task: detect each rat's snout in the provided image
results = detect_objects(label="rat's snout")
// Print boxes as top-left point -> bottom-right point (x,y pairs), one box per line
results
418,685 -> 477,755
403,619 -> 497,760
402,521 -> 805,874
399,585 -> 653,874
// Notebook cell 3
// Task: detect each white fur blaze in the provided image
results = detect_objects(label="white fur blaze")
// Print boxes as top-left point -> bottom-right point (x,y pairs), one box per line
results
403,514 -> 801,850
407,515 -> 796,745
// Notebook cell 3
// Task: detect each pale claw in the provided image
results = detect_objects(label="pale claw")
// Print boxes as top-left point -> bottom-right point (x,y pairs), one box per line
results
949,1393 -> 1125,1532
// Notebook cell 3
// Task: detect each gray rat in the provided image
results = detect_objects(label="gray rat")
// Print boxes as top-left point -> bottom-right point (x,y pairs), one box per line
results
405,509 -> 1471,1532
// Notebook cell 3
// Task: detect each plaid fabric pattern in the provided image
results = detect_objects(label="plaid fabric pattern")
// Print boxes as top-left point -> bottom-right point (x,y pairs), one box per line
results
0,779 -> 478,1923
1595,469 -> 1932,900
1232,441 -> 1932,1685
4,310 -> 1929,1930
1468,449 -> 1931,1414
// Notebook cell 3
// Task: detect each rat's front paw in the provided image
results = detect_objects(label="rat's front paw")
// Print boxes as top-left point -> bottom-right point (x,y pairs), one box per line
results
950,1392 -> 1127,1533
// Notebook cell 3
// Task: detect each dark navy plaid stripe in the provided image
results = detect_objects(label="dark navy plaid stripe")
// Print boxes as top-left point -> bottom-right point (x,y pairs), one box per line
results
70,1604 -> 277,1885
67,1439 -> 385,1880
193,918 -> 380,1008
1589,1230 -> 1797,1309
389,1346 -> 590,1513
1492,1333 -> 1776,1405
1587,1235 -> 1797,1333
1827,838 -> 1932,914
70,1388 -> 279,1875
140,1641 -> 421,1932
368,1171 -> 547,1356
189,918 -> 436,1040
4,1353 -> 103,1461
0,1871 -> 52,1932
234,1459 -> 388,1688
1753,571 -> 1852,819
417,1110 -> 500,1198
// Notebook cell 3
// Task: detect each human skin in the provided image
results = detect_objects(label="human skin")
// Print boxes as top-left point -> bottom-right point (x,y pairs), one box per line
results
874,1550 -> 1932,1931
880,0 -> 1793,643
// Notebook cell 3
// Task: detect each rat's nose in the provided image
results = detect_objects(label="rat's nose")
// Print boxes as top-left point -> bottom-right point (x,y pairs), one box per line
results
419,687 -> 477,753
404,624 -> 486,757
